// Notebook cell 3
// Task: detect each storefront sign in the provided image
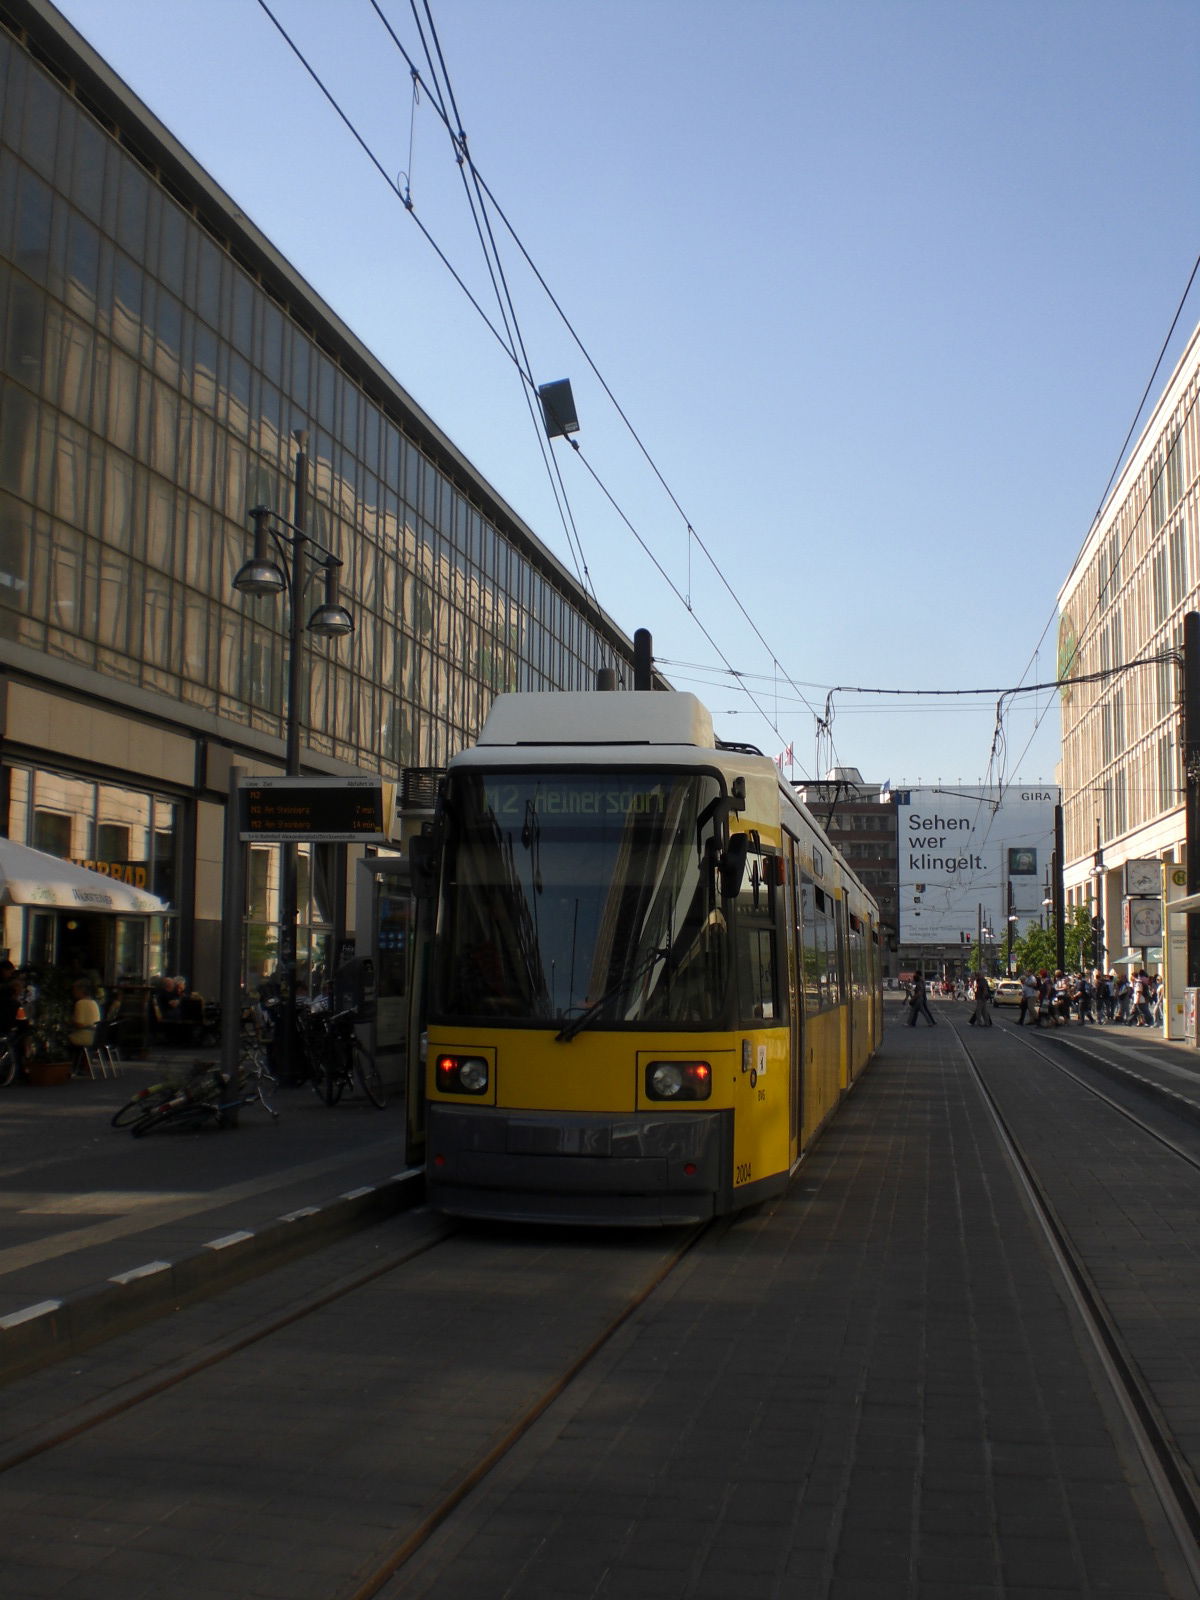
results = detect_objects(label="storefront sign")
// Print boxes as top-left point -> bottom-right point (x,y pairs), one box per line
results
73,859 -> 150,888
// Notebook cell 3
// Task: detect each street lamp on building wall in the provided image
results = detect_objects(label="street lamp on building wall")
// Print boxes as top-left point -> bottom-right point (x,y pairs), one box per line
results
232,431 -> 354,1075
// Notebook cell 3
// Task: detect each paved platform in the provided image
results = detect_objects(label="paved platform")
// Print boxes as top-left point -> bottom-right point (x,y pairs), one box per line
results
4,999 -> 1200,1595
390,998 -> 1200,1600
0,1049 -> 419,1380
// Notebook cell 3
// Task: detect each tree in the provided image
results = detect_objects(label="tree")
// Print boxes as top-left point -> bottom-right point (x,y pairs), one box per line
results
1010,906 -> 1095,975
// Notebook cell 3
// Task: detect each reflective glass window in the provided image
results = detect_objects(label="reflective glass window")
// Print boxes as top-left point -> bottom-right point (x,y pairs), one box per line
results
158,201 -> 186,296
70,114 -> 109,224
230,271 -> 253,354
14,167 -> 52,269
4,275 -> 46,387
111,252 -> 143,353
66,211 -> 101,307
97,546 -> 130,647
116,163 -> 148,257
193,233 -> 221,328
144,565 -> 175,667
21,70 -> 59,180
153,290 -> 183,382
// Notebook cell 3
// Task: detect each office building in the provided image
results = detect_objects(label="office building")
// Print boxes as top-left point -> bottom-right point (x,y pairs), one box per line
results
1056,321 -> 1199,1034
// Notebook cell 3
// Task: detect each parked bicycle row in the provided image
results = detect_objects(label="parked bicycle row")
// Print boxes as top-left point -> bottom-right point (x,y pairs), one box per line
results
106,997 -> 386,1135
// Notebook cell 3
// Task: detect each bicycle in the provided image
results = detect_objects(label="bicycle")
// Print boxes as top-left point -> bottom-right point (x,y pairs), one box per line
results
111,1060 -> 211,1129
116,1052 -> 279,1136
0,1031 -> 25,1087
315,1007 -> 386,1109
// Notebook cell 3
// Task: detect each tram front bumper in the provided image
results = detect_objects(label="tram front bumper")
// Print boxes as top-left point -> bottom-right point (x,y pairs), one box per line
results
426,1104 -> 732,1225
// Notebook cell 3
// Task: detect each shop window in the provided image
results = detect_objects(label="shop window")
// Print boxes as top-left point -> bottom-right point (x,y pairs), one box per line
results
32,809 -> 71,857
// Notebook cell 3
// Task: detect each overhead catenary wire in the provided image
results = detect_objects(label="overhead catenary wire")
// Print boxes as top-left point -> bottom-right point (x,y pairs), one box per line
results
258,0 -> 792,744
265,0 -> 822,741
400,1 -> 600,613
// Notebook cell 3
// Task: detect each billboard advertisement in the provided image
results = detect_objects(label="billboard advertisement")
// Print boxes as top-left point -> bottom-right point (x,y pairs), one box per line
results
895,786 -> 1059,946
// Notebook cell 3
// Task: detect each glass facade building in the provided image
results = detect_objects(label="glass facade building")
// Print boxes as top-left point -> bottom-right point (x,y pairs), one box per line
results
0,0 -> 646,996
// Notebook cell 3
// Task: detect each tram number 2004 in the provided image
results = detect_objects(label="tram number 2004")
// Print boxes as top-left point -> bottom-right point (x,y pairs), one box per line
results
735,1163 -> 753,1186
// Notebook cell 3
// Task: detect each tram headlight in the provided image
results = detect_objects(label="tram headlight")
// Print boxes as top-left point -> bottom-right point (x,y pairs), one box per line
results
436,1054 -> 489,1095
645,1060 -> 712,1101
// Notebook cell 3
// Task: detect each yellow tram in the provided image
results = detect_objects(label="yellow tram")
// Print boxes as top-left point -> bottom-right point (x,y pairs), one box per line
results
418,689 -> 881,1224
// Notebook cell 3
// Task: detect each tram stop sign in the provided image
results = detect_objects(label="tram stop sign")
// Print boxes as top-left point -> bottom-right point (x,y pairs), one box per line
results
238,776 -> 394,843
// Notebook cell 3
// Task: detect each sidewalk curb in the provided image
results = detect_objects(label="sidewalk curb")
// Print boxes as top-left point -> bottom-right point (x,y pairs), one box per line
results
0,1168 -> 424,1384
1048,1030 -> 1200,1129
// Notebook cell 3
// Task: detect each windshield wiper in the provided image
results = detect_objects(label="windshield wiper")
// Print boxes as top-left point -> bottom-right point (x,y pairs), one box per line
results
555,947 -> 667,1043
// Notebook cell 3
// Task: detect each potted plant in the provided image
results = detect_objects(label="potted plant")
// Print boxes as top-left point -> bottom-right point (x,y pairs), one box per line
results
23,966 -> 75,1084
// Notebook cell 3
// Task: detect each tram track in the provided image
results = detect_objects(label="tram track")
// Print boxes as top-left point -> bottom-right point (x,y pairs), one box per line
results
957,1022 -> 1200,1595
0,1214 -> 457,1476
0,1201 -> 713,1600
344,1217 -> 713,1600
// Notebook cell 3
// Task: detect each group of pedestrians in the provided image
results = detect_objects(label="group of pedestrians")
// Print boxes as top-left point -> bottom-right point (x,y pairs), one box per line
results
1015,968 -> 1163,1028
901,967 -> 1165,1033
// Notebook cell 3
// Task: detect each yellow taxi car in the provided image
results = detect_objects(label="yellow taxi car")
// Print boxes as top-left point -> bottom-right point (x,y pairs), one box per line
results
991,978 -> 1023,1007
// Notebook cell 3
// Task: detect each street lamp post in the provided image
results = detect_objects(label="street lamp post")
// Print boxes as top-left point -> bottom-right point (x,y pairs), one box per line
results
1091,819 -> 1106,973
232,431 -> 354,1077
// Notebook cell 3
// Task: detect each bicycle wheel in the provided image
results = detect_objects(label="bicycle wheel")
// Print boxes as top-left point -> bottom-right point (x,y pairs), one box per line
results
353,1042 -> 387,1109
131,1098 -> 213,1137
0,1037 -> 18,1088
112,1081 -> 175,1128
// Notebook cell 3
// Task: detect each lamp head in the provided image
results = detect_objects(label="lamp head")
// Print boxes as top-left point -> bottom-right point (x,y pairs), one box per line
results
233,557 -> 286,597
307,602 -> 354,638
307,561 -> 353,638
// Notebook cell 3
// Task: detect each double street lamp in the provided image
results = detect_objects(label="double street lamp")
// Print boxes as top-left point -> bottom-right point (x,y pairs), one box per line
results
232,431 -> 354,1075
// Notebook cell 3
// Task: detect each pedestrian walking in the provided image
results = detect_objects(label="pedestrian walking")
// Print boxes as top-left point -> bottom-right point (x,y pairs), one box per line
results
907,972 -> 936,1027
968,973 -> 992,1027
1018,972 -> 1041,1026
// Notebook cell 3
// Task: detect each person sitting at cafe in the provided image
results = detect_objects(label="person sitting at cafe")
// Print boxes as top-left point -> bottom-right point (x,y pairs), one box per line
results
69,978 -> 101,1067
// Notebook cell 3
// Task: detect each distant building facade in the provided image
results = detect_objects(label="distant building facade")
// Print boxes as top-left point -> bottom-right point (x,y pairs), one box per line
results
0,0 -> 650,999
1056,321 -> 1200,1036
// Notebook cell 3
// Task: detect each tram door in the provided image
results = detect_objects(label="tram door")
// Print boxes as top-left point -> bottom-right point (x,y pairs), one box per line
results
356,857 -> 429,1169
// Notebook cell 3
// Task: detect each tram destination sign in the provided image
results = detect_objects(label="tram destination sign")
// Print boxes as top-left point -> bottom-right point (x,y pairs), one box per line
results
238,776 -> 392,843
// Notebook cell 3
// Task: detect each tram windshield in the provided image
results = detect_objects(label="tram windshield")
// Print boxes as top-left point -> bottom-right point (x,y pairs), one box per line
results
432,768 -> 729,1029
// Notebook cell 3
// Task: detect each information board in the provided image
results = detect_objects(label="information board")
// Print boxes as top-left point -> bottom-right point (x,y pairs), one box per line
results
238,777 -> 391,843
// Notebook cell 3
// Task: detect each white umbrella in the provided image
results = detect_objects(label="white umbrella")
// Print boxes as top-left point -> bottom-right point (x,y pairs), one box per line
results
0,837 -> 170,914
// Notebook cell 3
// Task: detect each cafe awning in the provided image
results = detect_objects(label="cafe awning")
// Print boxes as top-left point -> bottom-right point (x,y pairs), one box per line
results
0,838 -> 169,913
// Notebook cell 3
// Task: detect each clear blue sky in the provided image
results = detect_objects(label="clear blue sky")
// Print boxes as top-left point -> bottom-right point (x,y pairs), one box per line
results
53,0 -> 1200,785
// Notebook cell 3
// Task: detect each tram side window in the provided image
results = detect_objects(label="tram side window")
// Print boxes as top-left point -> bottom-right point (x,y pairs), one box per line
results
735,855 -> 778,1024
800,876 -> 840,1013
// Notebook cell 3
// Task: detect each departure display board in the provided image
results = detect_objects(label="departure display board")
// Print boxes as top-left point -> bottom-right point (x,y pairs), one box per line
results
238,777 -> 392,843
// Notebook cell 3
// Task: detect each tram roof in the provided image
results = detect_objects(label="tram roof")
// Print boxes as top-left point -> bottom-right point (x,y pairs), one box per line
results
474,692 -> 717,750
